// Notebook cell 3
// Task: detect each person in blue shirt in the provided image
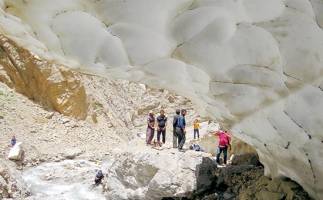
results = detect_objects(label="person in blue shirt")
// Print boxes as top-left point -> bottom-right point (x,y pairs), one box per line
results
10,135 -> 16,147
176,109 -> 187,151
172,109 -> 181,148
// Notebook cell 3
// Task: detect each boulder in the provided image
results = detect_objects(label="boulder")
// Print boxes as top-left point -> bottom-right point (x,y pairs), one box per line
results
8,142 -> 24,161
103,149 -> 213,199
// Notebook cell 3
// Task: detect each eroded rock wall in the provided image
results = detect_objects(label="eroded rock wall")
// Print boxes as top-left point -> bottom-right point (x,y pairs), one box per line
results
0,34 -> 87,119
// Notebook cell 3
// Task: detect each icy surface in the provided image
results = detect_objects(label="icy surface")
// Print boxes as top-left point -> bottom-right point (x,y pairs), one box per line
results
1,0 -> 323,199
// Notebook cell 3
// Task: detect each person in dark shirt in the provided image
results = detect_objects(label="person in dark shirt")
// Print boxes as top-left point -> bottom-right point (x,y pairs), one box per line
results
172,109 -> 180,148
156,110 -> 167,145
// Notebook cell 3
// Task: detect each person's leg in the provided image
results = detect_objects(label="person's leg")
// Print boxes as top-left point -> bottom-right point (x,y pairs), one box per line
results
223,147 -> 228,164
181,132 -> 186,148
216,147 -> 223,164
149,129 -> 154,144
197,129 -> 199,139
162,129 -> 166,144
177,130 -> 183,149
146,128 -> 150,144
173,129 -> 177,148
157,129 -> 161,143
216,147 -> 221,164
179,131 -> 185,149
194,129 -> 196,139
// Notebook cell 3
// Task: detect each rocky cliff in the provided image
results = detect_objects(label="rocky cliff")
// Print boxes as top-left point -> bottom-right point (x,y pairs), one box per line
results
0,0 -> 322,199
0,34 -> 87,119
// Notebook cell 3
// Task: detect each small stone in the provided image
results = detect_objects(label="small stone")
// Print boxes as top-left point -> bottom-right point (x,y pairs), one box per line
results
45,112 -> 54,119
61,117 -> 70,124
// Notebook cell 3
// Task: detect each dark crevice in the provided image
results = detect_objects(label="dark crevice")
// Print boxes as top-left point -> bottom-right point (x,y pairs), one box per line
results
283,110 -> 312,140
284,141 -> 290,149
303,149 -> 317,184
308,159 -> 317,183
283,72 -> 303,82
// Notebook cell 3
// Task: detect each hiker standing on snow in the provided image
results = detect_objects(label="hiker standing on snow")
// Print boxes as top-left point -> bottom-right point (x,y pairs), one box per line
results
146,111 -> 155,145
157,109 -> 167,145
176,109 -> 187,151
172,109 -> 180,148
215,130 -> 231,165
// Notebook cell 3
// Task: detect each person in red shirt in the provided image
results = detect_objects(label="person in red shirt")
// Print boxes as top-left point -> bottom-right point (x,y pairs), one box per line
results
214,130 -> 231,165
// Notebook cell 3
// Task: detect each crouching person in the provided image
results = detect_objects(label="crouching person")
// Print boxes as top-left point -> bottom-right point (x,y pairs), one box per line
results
95,170 -> 104,186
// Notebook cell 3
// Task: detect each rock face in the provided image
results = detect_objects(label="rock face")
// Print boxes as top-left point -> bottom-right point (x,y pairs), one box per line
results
192,163 -> 311,200
0,159 -> 28,199
103,149 -> 213,200
0,0 -> 322,198
0,34 -> 87,119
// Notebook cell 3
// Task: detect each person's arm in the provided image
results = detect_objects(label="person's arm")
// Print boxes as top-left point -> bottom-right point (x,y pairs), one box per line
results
148,118 -> 154,129
213,131 -> 220,136
227,134 -> 232,150
173,116 -> 177,127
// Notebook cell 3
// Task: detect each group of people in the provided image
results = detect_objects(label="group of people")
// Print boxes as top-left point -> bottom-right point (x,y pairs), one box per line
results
146,109 -> 191,151
145,109 -> 232,165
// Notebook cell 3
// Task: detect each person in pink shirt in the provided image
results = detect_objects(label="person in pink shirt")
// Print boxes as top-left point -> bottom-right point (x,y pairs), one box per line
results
214,130 -> 231,165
